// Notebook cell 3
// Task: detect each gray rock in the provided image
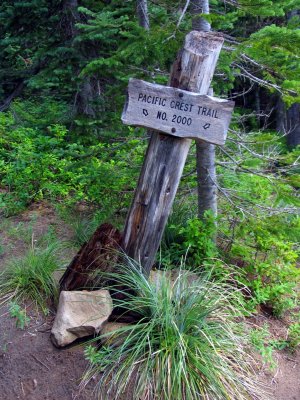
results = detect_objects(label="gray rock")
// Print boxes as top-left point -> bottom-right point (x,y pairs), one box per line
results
100,322 -> 130,346
51,290 -> 113,348
149,269 -> 199,289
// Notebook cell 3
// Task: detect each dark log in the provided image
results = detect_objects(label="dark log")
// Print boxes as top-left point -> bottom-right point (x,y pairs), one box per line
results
0,61 -> 44,112
59,223 -> 140,323
0,81 -> 24,112
59,223 -> 122,291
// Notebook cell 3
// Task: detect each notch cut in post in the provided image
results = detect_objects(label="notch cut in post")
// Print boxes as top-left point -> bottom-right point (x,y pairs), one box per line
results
122,31 -> 224,276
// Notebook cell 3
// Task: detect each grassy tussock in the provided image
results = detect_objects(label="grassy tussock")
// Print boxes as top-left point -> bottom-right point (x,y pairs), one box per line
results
0,242 -> 61,313
83,262 -> 268,400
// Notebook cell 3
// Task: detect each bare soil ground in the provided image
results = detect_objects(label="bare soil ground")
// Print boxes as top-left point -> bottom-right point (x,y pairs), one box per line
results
0,305 -> 95,400
250,314 -> 300,400
0,202 -> 299,400
0,202 -> 96,399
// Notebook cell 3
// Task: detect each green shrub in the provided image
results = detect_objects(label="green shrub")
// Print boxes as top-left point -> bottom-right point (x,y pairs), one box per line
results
8,301 -> 30,329
224,214 -> 300,316
180,212 -> 218,265
288,322 -> 300,351
0,109 -> 144,216
161,211 -> 217,268
250,324 -> 279,370
83,263 -> 267,400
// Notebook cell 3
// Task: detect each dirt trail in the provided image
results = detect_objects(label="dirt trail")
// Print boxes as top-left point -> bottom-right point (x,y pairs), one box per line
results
0,202 -> 95,399
0,306 -> 95,400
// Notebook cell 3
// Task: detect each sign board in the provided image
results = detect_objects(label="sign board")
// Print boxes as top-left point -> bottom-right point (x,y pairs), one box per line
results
122,79 -> 234,145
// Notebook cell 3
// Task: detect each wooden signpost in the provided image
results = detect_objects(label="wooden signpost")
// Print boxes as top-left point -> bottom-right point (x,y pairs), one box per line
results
121,31 -> 234,276
122,79 -> 234,145
60,30 -> 235,292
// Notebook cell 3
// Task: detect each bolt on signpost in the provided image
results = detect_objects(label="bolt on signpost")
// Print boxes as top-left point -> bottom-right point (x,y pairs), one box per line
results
121,31 -> 234,276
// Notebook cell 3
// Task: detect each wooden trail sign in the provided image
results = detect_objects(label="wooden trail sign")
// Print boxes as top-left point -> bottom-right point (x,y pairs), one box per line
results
122,79 -> 234,145
122,31 -> 232,276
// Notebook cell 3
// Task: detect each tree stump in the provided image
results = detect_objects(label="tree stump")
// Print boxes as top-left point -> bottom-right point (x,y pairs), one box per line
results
59,223 -> 122,291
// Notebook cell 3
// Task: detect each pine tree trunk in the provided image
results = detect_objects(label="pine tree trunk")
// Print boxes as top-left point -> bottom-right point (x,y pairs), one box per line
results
191,0 -> 211,32
284,9 -> 300,148
63,0 -> 100,117
276,96 -> 286,134
196,141 -> 217,216
286,103 -> 300,148
255,84 -> 261,127
191,0 -> 217,218
137,0 -> 150,30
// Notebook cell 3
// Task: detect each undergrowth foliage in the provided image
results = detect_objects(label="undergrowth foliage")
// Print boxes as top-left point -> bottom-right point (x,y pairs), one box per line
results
161,204 -> 299,317
0,109 -> 144,216
8,301 -> 30,330
0,100 -> 298,317
83,264 -> 267,400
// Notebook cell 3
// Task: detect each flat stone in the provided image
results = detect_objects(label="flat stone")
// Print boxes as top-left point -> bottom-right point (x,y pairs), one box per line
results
149,269 -> 199,289
100,322 -> 130,346
51,290 -> 113,348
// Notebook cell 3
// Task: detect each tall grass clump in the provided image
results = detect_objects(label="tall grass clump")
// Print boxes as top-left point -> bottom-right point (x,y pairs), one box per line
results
83,262 -> 268,400
68,215 -> 98,247
0,242 -> 61,313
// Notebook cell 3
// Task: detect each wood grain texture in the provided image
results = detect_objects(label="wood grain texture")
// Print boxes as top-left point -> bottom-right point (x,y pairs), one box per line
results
122,79 -> 234,145
122,31 -> 225,276
59,223 -> 122,291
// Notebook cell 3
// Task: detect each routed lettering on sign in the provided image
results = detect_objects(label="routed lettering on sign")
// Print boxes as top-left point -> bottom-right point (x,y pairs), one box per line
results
122,79 -> 234,145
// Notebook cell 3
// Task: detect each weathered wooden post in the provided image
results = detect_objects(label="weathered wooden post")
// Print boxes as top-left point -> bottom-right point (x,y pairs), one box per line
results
59,31 -> 234,291
121,31 -> 234,276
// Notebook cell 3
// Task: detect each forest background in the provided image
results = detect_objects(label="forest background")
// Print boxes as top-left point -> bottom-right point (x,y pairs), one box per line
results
0,0 -> 299,334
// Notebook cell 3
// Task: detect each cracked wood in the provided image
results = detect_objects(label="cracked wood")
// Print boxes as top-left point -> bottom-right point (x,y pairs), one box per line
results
122,31 -> 225,276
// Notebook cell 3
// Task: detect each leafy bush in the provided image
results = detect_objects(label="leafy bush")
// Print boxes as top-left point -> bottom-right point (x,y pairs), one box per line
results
161,211 -> 217,268
213,132 -> 300,316
222,213 -> 300,316
0,109 -> 144,216
288,322 -> 300,351
8,302 -> 30,329
161,173 -> 299,316
180,212 -> 218,264
250,324 -> 280,370
83,264 -> 267,400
